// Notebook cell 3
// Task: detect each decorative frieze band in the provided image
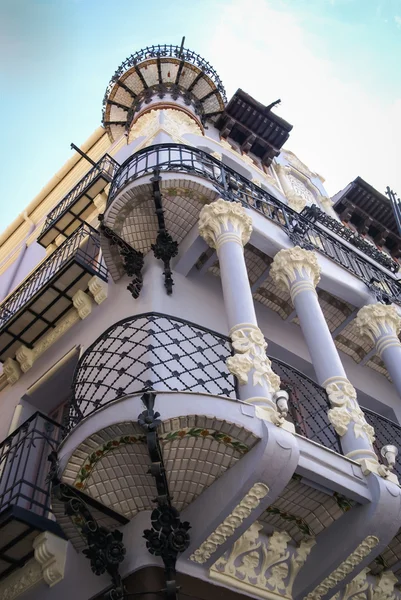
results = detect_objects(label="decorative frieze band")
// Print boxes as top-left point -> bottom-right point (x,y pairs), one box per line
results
190,482 -> 270,564
210,521 -> 315,599
304,536 -> 379,600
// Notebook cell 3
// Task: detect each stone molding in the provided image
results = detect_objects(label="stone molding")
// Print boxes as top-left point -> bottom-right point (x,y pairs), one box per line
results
324,376 -> 376,446
12,309 -> 81,378
333,568 -> 399,600
270,247 -> 321,293
304,536 -> 379,600
210,522 -> 315,599
0,532 -> 67,599
88,275 -> 108,305
190,483 -> 270,564
355,305 -> 401,347
198,199 -> 253,250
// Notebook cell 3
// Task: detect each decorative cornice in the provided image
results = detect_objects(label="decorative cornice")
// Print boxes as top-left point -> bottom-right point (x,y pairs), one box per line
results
304,536 -> 379,600
0,560 -> 43,600
13,309 -> 81,377
190,483 -> 270,564
355,304 -> 401,344
0,532 -> 67,599
210,523 -> 315,599
198,199 -> 253,250
270,247 -> 321,293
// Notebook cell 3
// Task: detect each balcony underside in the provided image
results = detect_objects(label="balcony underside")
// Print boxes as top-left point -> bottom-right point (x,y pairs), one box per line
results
102,169 -> 391,383
38,155 -> 118,248
0,505 -> 64,581
0,226 -> 106,361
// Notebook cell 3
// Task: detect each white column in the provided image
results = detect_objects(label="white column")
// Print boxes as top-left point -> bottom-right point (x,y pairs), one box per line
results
356,304 -> 401,399
270,247 -> 383,473
199,199 -> 287,428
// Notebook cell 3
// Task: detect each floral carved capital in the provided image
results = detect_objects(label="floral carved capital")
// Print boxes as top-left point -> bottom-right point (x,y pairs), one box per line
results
325,378 -> 375,444
270,246 -> 321,291
226,325 -> 281,393
198,199 -> 253,249
355,304 -> 401,343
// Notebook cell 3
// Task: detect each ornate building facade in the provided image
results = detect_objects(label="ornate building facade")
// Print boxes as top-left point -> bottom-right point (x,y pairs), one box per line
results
1,43 -> 401,600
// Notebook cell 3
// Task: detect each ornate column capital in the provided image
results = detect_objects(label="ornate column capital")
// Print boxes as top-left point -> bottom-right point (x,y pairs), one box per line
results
199,199 -> 253,249
270,247 -> 321,300
355,304 -> 401,345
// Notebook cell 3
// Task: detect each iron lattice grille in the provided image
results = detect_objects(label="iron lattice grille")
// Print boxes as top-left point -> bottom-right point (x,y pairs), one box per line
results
107,143 -> 401,305
0,412 -> 63,517
270,358 -> 341,453
364,408 -> 401,479
70,313 -> 236,429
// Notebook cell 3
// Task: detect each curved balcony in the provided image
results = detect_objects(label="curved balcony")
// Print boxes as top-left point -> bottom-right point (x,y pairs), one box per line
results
106,144 -> 401,305
67,312 -> 341,453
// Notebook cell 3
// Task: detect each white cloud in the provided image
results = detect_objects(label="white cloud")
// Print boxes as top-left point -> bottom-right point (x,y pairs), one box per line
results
208,0 -> 401,198
395,15 -> 401,28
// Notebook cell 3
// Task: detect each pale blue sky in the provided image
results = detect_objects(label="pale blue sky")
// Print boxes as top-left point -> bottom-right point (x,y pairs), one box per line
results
1,0 -> 401,232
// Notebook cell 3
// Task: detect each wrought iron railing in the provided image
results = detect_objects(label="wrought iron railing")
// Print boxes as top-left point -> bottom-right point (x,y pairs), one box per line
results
69,313 -> 237,429
0,224 -> 107,330
364,408 -> 401,479
301,205 -> 399,274
0,413 -> 62,518
102,44 -> 227,120
107,144 -> 401,305
270,358 -> 341,453
40,154 -> 119,238
67,312 -> 341,453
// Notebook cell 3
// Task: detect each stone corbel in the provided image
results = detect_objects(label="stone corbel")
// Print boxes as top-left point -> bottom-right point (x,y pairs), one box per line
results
33,531 -> 68,587
3,357 -> 22,385
72,289 -> 93,319
93,191 -> 108,213
88,276 -> 108,305
15,345 -> 35,373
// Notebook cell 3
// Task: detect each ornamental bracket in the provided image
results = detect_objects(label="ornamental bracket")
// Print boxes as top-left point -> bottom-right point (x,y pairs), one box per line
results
138,390 -> 191,600
99,214 -> 144,299
150,171 -> 179,295
48,452 -> 126,600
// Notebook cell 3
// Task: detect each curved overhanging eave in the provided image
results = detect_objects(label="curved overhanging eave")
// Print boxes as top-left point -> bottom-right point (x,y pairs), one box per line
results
102,45 -> 227,141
